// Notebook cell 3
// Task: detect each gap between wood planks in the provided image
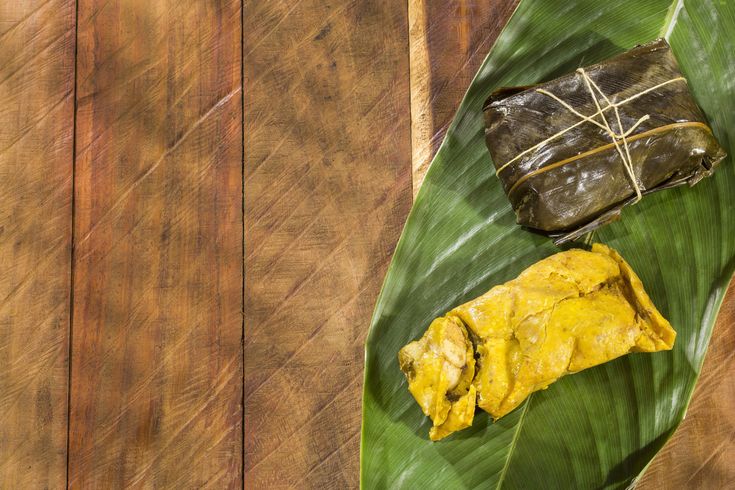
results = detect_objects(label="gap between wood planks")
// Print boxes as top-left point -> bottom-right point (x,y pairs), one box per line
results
66,0 -> 80,484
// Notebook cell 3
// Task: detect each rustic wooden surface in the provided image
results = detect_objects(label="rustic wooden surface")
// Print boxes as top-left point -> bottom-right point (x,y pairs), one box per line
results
68,0 -> 242,487
0,0 -> 730,488
243,0 -> 412,488
0,1 -> 75,488
410,1 -> 735,488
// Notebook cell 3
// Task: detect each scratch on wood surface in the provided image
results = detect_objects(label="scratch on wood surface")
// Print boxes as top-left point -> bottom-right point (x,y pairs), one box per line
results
75,95 -> 153,154
71,287 -> 159,374
0,92 -> 72,156
246,3 -> 356,91
0,238 -> 67,312
77,87 -> 240,247
244,132 -> 290,182
247,372 -> 363,472
75,214 -> 146,263
0,340 -> 65,419
245,291 -> 365,401
86,0 -> 116,23
0,26 -> 73,88
246,1 -> 353,62
73,324 -> 198,454
248,235 -> 351,329
1,305 -> 66,372
246,350 -> 341,433
685,433 -> 734,484
0,341 -> 66,468
123,359 -> 240,488
294,427 -> 361,486
245,166 -> 321,233
77,59 -> 165,106
247,171 -> 409,336
199,467 -> 233,490
0,0 -> 60,40
77,43 -> 134,89
245,201 -> 326,263
243,1 -> 300,58
692,347 -> 735,390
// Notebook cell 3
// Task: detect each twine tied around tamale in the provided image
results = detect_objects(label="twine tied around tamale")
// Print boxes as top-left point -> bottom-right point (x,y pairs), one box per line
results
495,70 -> 687,202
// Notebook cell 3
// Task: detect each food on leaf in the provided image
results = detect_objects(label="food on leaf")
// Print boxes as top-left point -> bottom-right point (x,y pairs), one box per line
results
399,244 -> 676,440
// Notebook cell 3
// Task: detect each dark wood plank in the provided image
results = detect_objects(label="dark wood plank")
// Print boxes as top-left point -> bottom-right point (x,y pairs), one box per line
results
414,0 -> 735,486
68,1 -> 242,487
243,0 -> 412,487
0,1 -> 75,487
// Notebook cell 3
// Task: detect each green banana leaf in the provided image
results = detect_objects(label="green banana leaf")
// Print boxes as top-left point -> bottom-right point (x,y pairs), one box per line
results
360,0 -> 734,488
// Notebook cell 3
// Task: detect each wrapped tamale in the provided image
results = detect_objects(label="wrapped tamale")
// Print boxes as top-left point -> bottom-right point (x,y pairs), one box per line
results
398,244 -> 675,440
483,39 -> 726,244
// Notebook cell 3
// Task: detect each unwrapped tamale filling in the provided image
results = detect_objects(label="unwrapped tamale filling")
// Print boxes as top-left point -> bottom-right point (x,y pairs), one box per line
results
398,244 -> 676,441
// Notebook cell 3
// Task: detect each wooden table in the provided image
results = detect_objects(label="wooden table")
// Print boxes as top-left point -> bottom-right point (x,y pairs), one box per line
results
0,0 -> 731,488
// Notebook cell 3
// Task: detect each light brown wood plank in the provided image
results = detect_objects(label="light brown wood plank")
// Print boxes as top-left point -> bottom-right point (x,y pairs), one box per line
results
68,0 -> 242,487
0,1 -> 75,487
413,1 -> 735,486
243,0 -> 412,487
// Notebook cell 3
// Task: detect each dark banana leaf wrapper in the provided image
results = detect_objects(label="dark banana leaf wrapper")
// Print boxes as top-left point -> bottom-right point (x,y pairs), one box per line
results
483,38 -> 726,244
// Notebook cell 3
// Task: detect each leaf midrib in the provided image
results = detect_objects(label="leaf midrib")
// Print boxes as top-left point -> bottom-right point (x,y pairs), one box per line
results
495,395 -> 532,489
661,0 -> 685,39
492,7 -> 681,487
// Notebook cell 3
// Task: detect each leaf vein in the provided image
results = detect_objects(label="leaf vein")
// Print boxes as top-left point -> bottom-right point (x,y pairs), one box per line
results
496,395 -> 532,490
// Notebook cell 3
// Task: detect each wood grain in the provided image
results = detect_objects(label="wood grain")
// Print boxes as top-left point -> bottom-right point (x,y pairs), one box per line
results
0,1 -> 75,488
68,0 -> 242,487
412,1 -> 735,487
243,0 -> 412,487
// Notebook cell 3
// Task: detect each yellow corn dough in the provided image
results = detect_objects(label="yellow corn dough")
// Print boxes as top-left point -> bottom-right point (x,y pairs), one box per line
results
398,244 -> 675,440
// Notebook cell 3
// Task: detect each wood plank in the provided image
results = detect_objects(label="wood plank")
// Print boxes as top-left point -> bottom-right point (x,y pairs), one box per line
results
413,0 -> 735,486
0,1 -> 75,488
68,1 -> 242,487
243,1 -> 412,487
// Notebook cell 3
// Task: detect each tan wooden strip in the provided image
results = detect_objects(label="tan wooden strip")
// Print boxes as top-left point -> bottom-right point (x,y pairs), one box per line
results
243,0 -> 412,487
409,0 -> 434,197
0,1 -> 75,488
68,1 -> 242,487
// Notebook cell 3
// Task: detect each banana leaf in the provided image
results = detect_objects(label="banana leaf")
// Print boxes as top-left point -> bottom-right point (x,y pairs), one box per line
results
360,1 -> 735,488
